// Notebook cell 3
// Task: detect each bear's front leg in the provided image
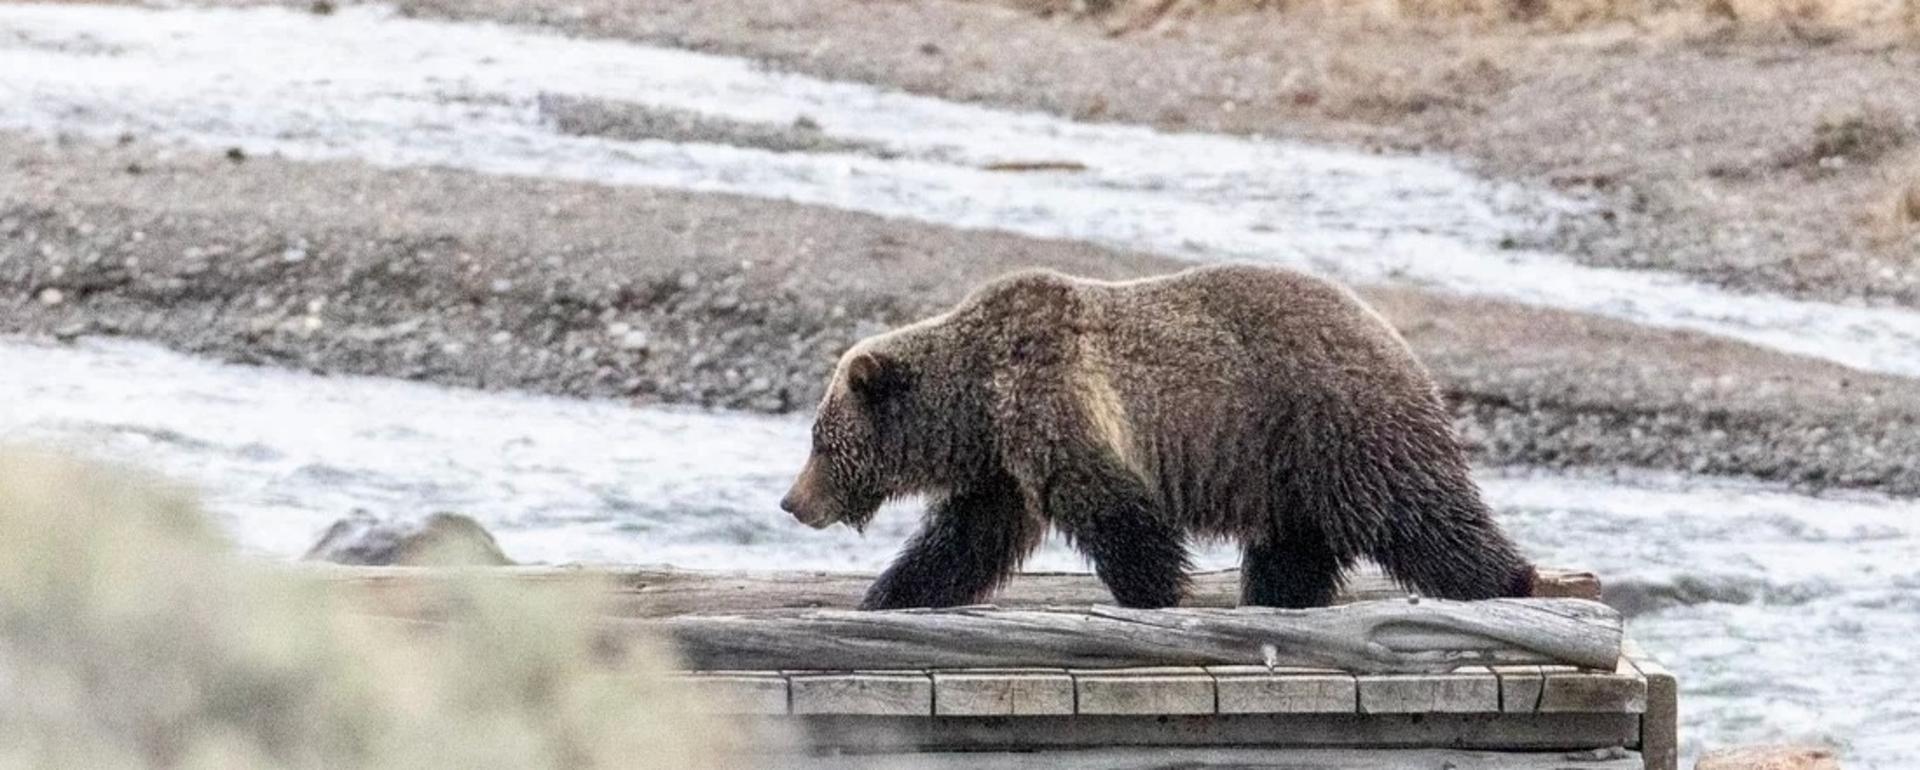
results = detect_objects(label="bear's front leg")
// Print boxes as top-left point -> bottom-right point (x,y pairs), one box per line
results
1043,463 -> 1191,609
860,480 -> 1041,610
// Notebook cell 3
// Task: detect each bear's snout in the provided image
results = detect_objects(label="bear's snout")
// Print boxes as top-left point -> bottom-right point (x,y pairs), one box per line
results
781,488 -> 833,529
779,489 -> 811,520
781,460 -> 836,529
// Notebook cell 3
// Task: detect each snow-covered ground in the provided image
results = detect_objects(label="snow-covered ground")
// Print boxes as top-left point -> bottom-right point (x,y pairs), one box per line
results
4,3 -> 1920,378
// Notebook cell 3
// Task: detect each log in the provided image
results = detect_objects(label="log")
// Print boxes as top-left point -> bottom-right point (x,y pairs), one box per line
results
634,599 -> 1622,673
318,565 -> 1600,619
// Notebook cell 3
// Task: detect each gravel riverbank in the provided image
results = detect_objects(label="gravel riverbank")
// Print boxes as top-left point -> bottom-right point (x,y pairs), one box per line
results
6,134 -> 1917,495
317,0 -> 1920,310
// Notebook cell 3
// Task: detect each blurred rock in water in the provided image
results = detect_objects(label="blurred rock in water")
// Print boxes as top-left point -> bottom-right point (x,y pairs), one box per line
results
1599,574 -> 1834,619
303,511 -> 514,566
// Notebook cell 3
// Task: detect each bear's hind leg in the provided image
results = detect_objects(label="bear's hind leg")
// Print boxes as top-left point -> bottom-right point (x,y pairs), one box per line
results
1239,528 -> 1348,608
861,480 -> 1042,610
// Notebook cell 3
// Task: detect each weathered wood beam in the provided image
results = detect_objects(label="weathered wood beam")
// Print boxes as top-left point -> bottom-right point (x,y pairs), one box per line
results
786,747 -> 1647,770
633,599 -> 1622,673
1623,639 -> 1680,770
317,566 -> 1600,619
790,712 -> 1641,752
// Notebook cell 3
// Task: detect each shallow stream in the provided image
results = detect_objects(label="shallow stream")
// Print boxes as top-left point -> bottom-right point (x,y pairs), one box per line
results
3,3 -> 1918,765
3,338 -> 1916,767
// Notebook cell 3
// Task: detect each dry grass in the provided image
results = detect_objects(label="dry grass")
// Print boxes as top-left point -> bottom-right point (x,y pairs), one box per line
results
1899,171 -> 1920,227
0,448 -> 756,770
995,0 -> 1919,35
1769,106 -> 1919,179
1854,150 -> 1920,246
1811,108 -> 1912,167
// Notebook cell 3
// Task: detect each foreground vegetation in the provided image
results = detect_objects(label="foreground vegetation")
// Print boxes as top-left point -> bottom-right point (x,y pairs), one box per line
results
0,449 -> 747,769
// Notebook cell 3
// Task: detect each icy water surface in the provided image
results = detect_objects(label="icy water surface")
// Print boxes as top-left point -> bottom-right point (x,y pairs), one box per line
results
2,338 -> 1917,767
3,3 -> 1920,377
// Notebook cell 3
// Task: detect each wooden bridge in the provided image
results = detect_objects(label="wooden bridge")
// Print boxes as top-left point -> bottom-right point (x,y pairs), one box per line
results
330,566 -> 1675,770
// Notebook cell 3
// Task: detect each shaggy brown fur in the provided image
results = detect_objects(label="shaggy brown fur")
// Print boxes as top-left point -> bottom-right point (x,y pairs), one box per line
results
780,265 -> 1535,610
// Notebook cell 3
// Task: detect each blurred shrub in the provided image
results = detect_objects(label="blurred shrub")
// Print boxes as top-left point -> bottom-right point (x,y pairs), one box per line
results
0,448 -> 748,770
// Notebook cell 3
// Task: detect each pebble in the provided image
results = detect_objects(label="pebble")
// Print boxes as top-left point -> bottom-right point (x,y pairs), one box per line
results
36,288 -> 65,306
53,322 -> 88,343
1695,745 -> 1841,770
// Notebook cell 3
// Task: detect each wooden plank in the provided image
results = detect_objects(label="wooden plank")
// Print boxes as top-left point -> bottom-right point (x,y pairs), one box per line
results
637,599 -> 1623,673
318,565 -> 1602,618
789,672 -> 931,716
1073,667 -> 1215,715
1540,657 -> 1647,714
931,669 -> 1074,716
1492,665 -> 1545,713
1207,666 -> 1357,714
1623,639 -> 1679,770
785,712 -> 1642,751
672,671 -> 788,714
787,747 -> 1646,770
1357,668 -> 1501,713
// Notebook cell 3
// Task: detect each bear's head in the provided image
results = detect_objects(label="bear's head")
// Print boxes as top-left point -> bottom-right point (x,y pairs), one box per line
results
781,348 -> 920,531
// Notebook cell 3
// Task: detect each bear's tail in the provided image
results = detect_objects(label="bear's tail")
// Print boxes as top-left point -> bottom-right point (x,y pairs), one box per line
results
1363,474 -> 1538,601
1503,562 -> 1540,598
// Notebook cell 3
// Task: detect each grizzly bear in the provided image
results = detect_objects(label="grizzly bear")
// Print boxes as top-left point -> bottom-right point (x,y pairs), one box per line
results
780,265 -> 1535,610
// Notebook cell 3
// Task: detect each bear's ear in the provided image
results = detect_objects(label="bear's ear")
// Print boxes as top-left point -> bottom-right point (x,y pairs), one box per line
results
847,352 -> 910,401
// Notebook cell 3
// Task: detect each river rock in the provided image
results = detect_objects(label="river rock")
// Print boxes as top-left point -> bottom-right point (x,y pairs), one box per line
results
302,511 -> 514,566
1603,575 -> 1757,617
1696,745 -> 1842,770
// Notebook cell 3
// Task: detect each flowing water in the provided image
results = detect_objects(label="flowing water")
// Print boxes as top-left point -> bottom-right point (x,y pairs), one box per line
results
3,338 -> 1917,767
4,3 -> 1920,378
3,3 -> 1918,766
